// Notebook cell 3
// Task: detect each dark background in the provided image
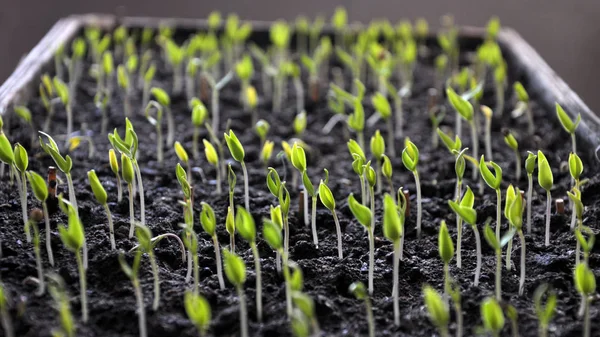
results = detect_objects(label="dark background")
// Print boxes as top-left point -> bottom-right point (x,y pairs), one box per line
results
2,0 -> 599,111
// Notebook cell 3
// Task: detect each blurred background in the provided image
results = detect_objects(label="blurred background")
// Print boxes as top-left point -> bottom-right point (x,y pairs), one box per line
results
2,0 -> 599,111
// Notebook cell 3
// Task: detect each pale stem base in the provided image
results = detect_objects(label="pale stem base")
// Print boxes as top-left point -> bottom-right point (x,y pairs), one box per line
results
150,252 -> 160,311
213,236 -> 225,290
365,297 -> 375,337
128,184 -> 135,238
76,251 -> 88,323
241,162 -> 249,211
42,202 -> 54,266
545,190 -> 551,246
393,240 -> 400,326
311,196 -> 318,248
518,230 -> 526,296
457,218 -> 463,269
133,161 -> 146,228
496,189 -> 502,241
238,287 -> 249,337
414,171 -> 422,238
527,175 -> 533,233
251,242 -> 262,322
368,227 -> 375,296
495,249 -> 502,301
103,204 -> 115,250
332,210 -> 343,259
134,278 -> 147,337
473,225 -> 482,287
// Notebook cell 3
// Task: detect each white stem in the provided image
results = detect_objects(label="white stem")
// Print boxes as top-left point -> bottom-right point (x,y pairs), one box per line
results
506,235 -> 513,271
414,172 -> 422,238
496,189 -> 502,241
519,231 -> 526,296
251,242 -> 262,322
473,225 -> 482,286
128,184 -> 135,238
368,227 -> 375,296
241,162 -> 249,211
457,217 -> 462,269
214,236 -> 225,290
238,287 -> 249,337
134,279 -> 147,337
16,171 -> 30,242
150,252 -> 160,311
515,151 -> 522,182
394,97 -> 403,139
485,117 -> 492,160
584,298 -> 590,337
470,122 -> 479,181
496,250 -> 502,301
294,78 -> 304,114
366,297 -> 375,337
311,196 -> 318,248
393,240 -> 400,326
42,203 -> 54,267
185,250 -> 192,284
303,185 -> 309,226
527,175 -> 533,233
333,210 -> 343,259
104,204 -> 116,250
116,175 -> 123,203
133,161 -> 146,228
455,112 -> 462,140
76,251 -> 88,322
545,191 -> 551,246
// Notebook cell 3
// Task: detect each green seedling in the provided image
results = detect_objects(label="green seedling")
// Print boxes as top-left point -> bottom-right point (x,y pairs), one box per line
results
200,203 -> 226,290
479,155 -> 503,242
261,140 -> 274,167
428,90 -> 446,149
575,226 -> 595,265
180,221 -> 198,293
481,297 -> 505,337
300,37 -> 332,102
235,55 -> 254,110
13,106 -> 35,147
396,38 -> 417,94
283,62 -> 305,115
295,15 -> 309,54
537,151 -> 554,246
87,170 -> 115,250
203,139 -> 222,194
174,141 -> 192,184
366,44 -> 395,96
556,103 -> 581,157
292,291 -> 321,336
503,130 -> 521,180
39,131 -> 77,212
255,119 -> 270,149
402,140 -> 422,237
57,200 -> 87,322
347,86 -> 367,150
568,188 -> 584,264
118,248 -> 146,337
225,130 -> 249,211
2,142 -> 30,242
23,209 -> 45,295
438,220 -> 455,297
506,185 -> 526,295
291,143 -> 322,245
47,274 -> 75,337
435,54 -> 449,92
263,217 -> 293,316
481,105 -> 494,160
349,281 -> 374,337
267,205 -> 284,272
494,63 -> 507,116
223,249 -> 248,337
191,100 -> 208,160
319,180 -> 344,259
574,263 -> 596,337
382,155 -> 394,197
534,284 -> 557,337
100,50 -> 114,109
150,87 -> 174,148
40,75 -> 56,132
348,139 -> 367,203
144,100 -> 164,163
372,93 -> 395,158
348,194 -> 374,295
267,168 -> 292,260
93,89 -> 110,136
524,152 -> 537,233
162,39 -> 185,95
447,87 -> 479,181
117,65 -> 133,117
121,153 -> 136,238
385,80 -> 406,140
512,82 -> 534,135
569,152 -> 584,230
332,6 -> 348,48
112,25 -> 127,61
248,43 -> 275,100
54,42 -> 65,80
423,285 -> 450,337
449,186 -> 481,286
141,61 -> 156,110
446,276 -> 464,337
270,20 -> 291,112
184,291 -> 211,337
27,171 -> 54,266
484,221 -> 515,300
236,207 -> 262,321
383,193 -> 404,326
294,111 -> 307,137
67,37 -> 86,108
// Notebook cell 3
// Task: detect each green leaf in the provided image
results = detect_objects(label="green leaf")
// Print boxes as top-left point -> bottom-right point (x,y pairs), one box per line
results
402,140 -> 419,172
58,207 -> 85,252
347,139 -> 366,162
255,119 -> 270,140
270,205 -> 283,229
27,171 -> 48,202
556,103 -> 581,134
292,292 -> 315,320
486,17 -> 501,40
14,106 -> 32,124
302,171 -> 315,197
174,141 -> 189,164
500,228 -> 517,248
349,281 -> 367,300
235,206 -> 256,242
525,152 -> 537,175
228,165 -> 237,193
87,170 -> 107,205
192,103 -> 208,127
235,55 -> 254,81
135,223 -> 153,252
423,285 -> 449,329
437,128 -> 462,153
266,167 -> 281,197
226,206 -> 235,235
200,202 -> 217,237
203,139 -> 219,166
574,263 -> 596,295
364,161 -> 376,188
503,131 -> 518,151
175,163 -> 191,199
534,284 -> 556,326
39,132 -> 72,174
351,154 -> 365,176
224,130 -> 245,162
438,220 -> 454,264
117,65 -> 129,89
71,37 -> 87,58
454,148 -> 467,180
507,187 -> 523,230
293,112 -> 307,136
481,297 -> 505,333
370,130 -> 385,159
121,153 -> 134,184
319,181 -> 335,211
270,20 -> 291,49
483,222 -> 500,250
383,194 -> 402,242
102,51 -> 114,75
223,249 -> 246,287
144,64 -> 156,83
348,194 -> 372,229
184,291 -> 211,334
371,93 -> 391,120
479,156 -> 502,190
567,188 -> 583,220
447,87 -> 473,121
513,82 -> 529,103
291,143 -> 307,173
262,219 -> 282,252
150,87 -> 171,107
537,151 -> 554,191
568,152 -> 583,181
382,155 -> 392,179
13,143 -> 28,173
332,6 -> 347,29
347,102 -> 365,132
0,133 -> 14,165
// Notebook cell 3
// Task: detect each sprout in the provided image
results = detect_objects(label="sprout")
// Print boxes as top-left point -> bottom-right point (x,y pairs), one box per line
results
556,102 -> 581,156
24,209 -> 45,295
141,61 -> 156,110
68,37 -> 86,107
438,220 -> 455,297
203,139 -> 222,194
423,285 -> 450,337
47,274 -> 75,337
117,65 -> 133,117
263,218 -> 292,317
13,105 -> 35,147
94,89 -> 110,137
505,304 -> 519,337
107,149 -> 122,203
366,44 -> 395,96
481,297 -> 505,337
537,150 -> 554,246
200,203 -> 225,290
479,155 -> 503,242
54,42 -> 65,80
150,87 -> 174,147
235,55 -> 254,110
235,207 -> 262,321
332,6 -> 348,47
266,168 -> 291,260
191,100 -> 208,160
534,284 -> 557,337
87,170 -> 115,250
484,220 -> 515,300
291,291 -> 320,335
435,54 -> 449,92
319,180 -> 344,259
121,153 -> 136,238
118,249 -> 146,337
428,90 -> 446,149
162,39 -> 185,95
396,39 -> 417,94
57,201 -> 87,322
447,87 -> 479,181
574,263 -> 596,337
349,281 -> 374,337
179,218 -> 198,291
506,185 -> 526,295
300,37 -> 331,102
382,155 -> 394,197
348,139 -> 367,203
223,249 -> 248,337
40,75 -> 56,132
383,193 -> 404,326
39,132 -> 77,212
261,140 -> 274,167
184,291 -> 211,336
502,129 -> 521,180
575,226 -> 594,265
449,186 -> 481,285
270,21 -> 291,112
174,141 -> 192,184
402,140 -> 422,238
2,141 -> 30,242
293,111 -> 307,137
283,62 -> 306,115
348,194 -> 374,295
144,100 -> 164,163
524,152 -> 537,233
568,188 -> 584,264
371,93 -> 396,157
370,130 -> 386,194
494,64 -> 507,116
513,82 -> 534,135
224,130 -> 249,211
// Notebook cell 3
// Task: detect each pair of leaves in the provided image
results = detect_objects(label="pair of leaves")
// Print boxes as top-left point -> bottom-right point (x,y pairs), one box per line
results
223,249 -> 246,287
176,164 -> 191,200
263,219 -> 282,252
383,194 -> 403,242
40,132 -> 72,174
224,130 -> 245,162
484,221 -> 515,251
184,291 -> 211,334
200,202 -> 217,237
423,285 -> 449,330
203,140 -> 219,166
556,103 -> 581,134
567,188 -> 583,220
348,194 -> 372,229
438,220 -> 454,264
573,263 -> 596,296
569,153 -> 583,181
447,87 -> 473,122
370,131 -> 385,159
402,140 -> 419,172
448,186 -> 477,225
371,93 -> 391,120
505,185 -> 523,230
479,156 -> 503,190
87,170 -> 107,205
58,202 -> 85,252
437,128 -> 462,154
537,151 -> 554,191
235,206 -> 256,243
481,297 -> 505,333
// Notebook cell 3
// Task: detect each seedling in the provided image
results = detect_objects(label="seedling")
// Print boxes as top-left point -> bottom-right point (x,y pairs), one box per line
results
524,152 -> 537,233
348,88 -> 367,150
117,65 -> 133,117
1,141 -> 30,242
223,249 -> 248,337
293,111 -> 307,137
479,155 -> 503,241
174,141 -> 192,184
200,203 -> 226,290
235,55 -> 254,110
67,37 -> 86,107
261,140 -> 274,167
283,62 -> 306,115
568,188 -> 584,264
481,297 -> 505,337
319,180 -> 344,259
162,39 -> 185,95
534,284 -> 557,337
348,139 -> 367,203
184,291 -> 211,336
382,155 -> 394,197
383,193 -> 404,326
87,170 -> 115,250
556,103 -> 581,156
385,80 -> 407,140
447,87 -> 479,181
434,54 -> 449,93
225,130 -> 249,211
40,75 -> 55,132
235,207 -> 262,321
266,168 -> 292,259
141,61 -> 156,110
423,285 -> 450,337
270,20 -> 291,112
449,186 -> 481,286
504,304 -> 519,337
396,39 -> 417,94
39,132 -> 77,212
263,217 -> 293,317
23,209 -> 45,295
537,151 -> 554,246
47,274 -> 75,337
13,106 -> 35,147
349,281 -> 374,337
575,226 -> 595,265
512,82 -> 534,135
348,194 -> 374,295
366,44 -> 395,96
438,220 -> 455,297
121,153 -> 136,238
569,152 -> 584,230
100,50 -> 114,111
203,139 -> 222,194
402,140 -> 422,238
57,200 -> 87,322
148,88 -> 173,150
118,249 -> 146,337
191,100 -> 208,160
494,64 -> 507,116
506,185 -> 526,295
248,43 -> 275,100
574,263 -> 596,337
372,94 -> 395,157
300,37 -> 331,102
484,221 -> 515,300
503,130 -> 521,180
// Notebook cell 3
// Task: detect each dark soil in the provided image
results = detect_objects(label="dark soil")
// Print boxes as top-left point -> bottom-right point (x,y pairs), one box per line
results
0,27 -> 599,337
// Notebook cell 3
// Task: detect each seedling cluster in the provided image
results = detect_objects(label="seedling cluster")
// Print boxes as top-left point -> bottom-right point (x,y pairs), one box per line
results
0,10 -> 596,337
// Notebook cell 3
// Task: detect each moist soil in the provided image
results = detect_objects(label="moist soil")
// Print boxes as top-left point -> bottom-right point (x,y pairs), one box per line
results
0,30 -> 599,337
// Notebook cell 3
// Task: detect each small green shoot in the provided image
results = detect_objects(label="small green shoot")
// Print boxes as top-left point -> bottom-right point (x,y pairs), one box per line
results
223,249 -> 248,337
574,263 -> 596,337
236,207 -> 262,322
537,151 -> 554,246
118,249 -> 146,337
87,170 -> 115,250
224,130 -> 249,211
512,82 -> 534,135
423,285 -> 450,337
484,221 -> 515,300
24,209 -> 45,295
191,100 -> 208,160
203,139 -> 222,194
481,297 -> 505,337
184,291 -> 211,336
556,102 -> 581,156
402,139 -> 422,237
349,281 -> 374,337
449,186 -> 481,285
383,193 -> 404,326
503,129 -> 521,180
534,284 -> 557,337
319,180 -> 343,259
348,193 -> 374,295
479,155 -> 503,241
150,87 -> 174,147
